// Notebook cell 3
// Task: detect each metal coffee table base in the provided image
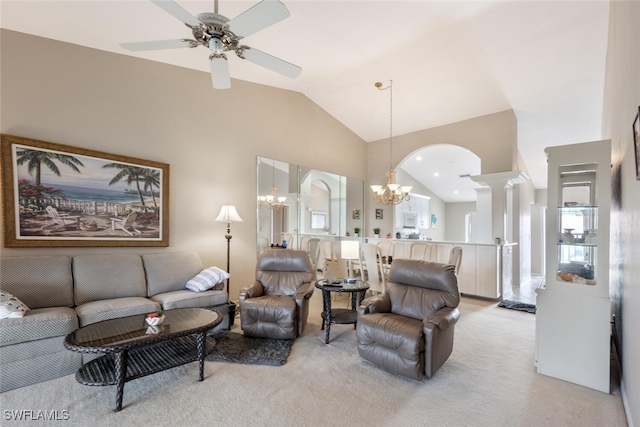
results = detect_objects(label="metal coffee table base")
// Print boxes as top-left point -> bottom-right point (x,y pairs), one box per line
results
76,334 -> 214,411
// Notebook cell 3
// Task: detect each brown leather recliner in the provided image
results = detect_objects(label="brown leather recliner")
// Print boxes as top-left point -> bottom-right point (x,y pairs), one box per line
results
356,259 -> 460,380
239,249 -> 316,339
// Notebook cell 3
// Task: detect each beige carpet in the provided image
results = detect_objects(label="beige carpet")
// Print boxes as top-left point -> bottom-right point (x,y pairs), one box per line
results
0,296 -> 628,426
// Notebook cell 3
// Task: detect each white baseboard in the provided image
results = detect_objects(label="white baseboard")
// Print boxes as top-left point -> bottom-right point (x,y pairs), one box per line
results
621,379 -> 634,427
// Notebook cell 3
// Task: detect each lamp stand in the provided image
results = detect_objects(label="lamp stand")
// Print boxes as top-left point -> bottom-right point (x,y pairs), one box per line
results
224,221 -> 232,296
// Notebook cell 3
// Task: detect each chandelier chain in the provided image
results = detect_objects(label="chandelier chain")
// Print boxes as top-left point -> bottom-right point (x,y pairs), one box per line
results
370,79 -> 411,205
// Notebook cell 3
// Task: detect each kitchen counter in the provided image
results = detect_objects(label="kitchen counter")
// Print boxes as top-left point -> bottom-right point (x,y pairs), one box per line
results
366,238 -> 516,299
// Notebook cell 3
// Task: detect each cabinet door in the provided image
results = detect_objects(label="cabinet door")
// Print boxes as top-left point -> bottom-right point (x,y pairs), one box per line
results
476,246 -> 500,298
403,198 -> 416,213
457,244 -> 476,295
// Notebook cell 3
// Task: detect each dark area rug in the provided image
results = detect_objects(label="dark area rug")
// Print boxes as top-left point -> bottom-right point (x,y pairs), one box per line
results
498,300 -> 537,314
207,331 -> 294,366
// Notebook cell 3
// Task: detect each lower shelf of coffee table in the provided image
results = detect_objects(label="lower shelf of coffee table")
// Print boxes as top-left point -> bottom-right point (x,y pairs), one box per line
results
76,336 -> 216,386
322,308 -> 358,325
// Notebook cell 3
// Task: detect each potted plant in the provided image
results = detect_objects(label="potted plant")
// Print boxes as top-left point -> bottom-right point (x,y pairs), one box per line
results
373,228 -> 380,238
354,227 -> 360,237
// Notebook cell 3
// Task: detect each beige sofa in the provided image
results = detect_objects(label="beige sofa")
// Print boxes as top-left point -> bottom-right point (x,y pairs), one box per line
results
0,251 -> 229,393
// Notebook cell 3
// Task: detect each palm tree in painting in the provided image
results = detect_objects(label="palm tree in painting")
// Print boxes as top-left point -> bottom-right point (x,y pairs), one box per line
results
102,163 -> 148,206
142,169 -> 160,207
16,148 -> 84,186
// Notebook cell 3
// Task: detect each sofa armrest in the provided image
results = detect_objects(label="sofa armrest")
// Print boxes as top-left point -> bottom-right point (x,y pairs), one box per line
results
294,281 -> 315,301
239,281 -> 263,303
424,307 -> 460,331
358,293 -> 391,316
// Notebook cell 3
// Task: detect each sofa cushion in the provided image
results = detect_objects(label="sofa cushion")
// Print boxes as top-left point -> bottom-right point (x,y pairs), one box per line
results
0,335 -> 83,393
0,307 -> 78,346
151,289 -> 228,310
73,254 -> 147,305
0,255 -> 74,309
0,291 -> 29,319
142,251 -> 203,296
75,297 -> 160,327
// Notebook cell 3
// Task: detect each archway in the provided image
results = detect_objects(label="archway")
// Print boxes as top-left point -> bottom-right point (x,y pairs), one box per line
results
395,143 -> 482,242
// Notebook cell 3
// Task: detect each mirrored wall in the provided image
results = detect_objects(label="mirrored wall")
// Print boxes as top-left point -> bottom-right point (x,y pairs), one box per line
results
257,156 -> 364,253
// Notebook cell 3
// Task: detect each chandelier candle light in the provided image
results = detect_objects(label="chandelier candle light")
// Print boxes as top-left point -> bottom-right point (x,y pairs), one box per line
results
370,80 -> 412,205
215,204 -> 243,295
259,158 -> 286,209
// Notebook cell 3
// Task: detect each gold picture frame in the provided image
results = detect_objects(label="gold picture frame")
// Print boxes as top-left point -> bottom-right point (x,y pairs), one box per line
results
1,134 -> 170,247
633,107 -> 640,181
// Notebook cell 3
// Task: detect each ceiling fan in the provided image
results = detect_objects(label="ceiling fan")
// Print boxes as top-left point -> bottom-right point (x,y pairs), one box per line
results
120,0 -> 302,89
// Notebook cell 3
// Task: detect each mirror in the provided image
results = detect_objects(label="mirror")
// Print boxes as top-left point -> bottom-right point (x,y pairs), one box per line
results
257,156 -> 364,253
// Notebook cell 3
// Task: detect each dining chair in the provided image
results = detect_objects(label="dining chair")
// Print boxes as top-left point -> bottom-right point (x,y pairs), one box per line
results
361,243 -> 386,294
319,239 -> 339,278
258,236 -> 270,253
299,236 -> 311,251
304,237 -> 321,271
377,241 -> 395,260
409,241 -> 434,261
448,246 -> 463,274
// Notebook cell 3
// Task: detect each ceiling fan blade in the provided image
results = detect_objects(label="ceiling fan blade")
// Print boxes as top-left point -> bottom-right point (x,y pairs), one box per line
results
150,0 -> 201,27
120,39 -> 194,52
210,56 -> 231,89
238,47 -> 302,79
228,0 -> 290,38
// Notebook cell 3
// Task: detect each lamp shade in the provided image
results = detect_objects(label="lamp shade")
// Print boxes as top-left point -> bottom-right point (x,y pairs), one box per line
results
215,205 -> 243,223
340,240 -> 360,260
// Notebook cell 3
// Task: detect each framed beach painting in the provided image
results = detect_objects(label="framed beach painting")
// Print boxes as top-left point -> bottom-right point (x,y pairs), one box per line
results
1,134 -> 170,247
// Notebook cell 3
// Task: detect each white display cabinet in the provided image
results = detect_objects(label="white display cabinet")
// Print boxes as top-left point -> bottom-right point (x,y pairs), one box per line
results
535,139 -> 611,393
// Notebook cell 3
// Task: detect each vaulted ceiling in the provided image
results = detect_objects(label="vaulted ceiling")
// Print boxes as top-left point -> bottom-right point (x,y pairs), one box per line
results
0,1 -> 611,200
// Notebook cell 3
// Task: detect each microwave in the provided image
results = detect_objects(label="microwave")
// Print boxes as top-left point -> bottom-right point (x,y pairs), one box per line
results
404,213 -> 418,227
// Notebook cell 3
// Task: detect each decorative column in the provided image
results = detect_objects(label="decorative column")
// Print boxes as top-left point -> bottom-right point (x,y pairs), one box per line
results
470,171 -> 528,243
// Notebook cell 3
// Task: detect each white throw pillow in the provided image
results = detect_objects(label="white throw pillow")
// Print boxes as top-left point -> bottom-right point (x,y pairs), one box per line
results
0,291 -> 30,319
185,267 -> 230,292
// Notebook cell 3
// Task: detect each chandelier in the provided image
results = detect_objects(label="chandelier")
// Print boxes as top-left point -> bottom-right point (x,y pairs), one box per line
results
259,159 -> 286,209
370,80 -> 412,205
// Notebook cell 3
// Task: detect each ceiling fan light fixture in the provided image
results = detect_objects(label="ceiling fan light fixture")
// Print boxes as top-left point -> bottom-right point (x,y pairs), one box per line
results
209,37 -> 225,54
121,0 -> 302,89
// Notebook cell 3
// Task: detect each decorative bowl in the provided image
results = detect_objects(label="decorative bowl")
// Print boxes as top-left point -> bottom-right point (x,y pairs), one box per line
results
146,314 -> 165,326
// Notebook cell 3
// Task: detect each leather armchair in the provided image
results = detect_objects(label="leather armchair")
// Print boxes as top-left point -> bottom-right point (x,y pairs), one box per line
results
239,249 -> 316,339
356,259 -> 460,380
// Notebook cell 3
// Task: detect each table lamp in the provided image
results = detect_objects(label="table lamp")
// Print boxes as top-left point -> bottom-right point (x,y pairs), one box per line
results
340,240 -> 360,281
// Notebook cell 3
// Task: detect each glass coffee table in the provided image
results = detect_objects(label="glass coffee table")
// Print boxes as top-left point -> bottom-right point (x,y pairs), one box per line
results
315,279 -> 370,344
64,308 -> 221,411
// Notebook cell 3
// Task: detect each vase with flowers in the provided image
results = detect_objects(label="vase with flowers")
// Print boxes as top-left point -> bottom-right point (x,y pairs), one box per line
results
146,310 -> 165,326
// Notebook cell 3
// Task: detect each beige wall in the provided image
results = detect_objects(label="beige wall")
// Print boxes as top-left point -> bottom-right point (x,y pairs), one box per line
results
0,30 -> 367,298
394,168 -> 446,241
601,1 -> 640,424
445,202 -> 476,243
366,110 -> 518,236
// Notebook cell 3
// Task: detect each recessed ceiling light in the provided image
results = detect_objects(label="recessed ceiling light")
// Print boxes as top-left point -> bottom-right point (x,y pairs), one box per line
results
433,172 -> 439,177
416,156 -> 422,161
453,190 -> 459,194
